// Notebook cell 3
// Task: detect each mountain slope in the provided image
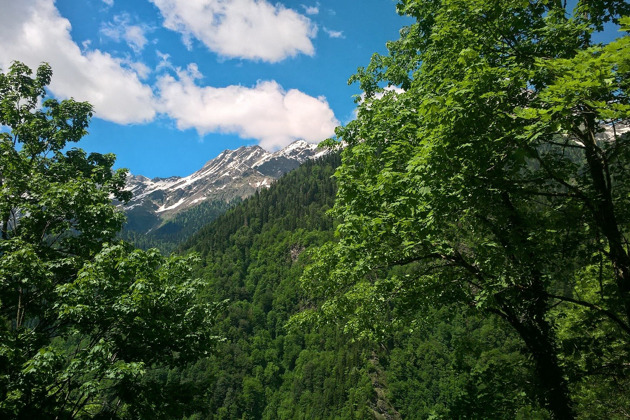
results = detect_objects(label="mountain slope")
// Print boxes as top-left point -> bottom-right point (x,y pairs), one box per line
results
120,140 -> 327,251
168,152 -> 539,419
179,152 -> 384,418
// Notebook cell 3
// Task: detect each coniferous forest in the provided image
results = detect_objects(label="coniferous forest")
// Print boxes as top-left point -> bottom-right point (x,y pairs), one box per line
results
2,0 -> 630,418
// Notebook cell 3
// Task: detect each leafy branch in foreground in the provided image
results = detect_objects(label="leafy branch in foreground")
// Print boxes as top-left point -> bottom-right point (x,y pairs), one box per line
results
0,61 -> 221,418
298,2 -> 630,419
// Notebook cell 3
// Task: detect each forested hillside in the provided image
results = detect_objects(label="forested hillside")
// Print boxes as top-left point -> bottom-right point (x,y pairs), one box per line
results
3,0 -> 630,418
119,141 -> 327,253
121,198 -> 238,253
164,152 -> 549,419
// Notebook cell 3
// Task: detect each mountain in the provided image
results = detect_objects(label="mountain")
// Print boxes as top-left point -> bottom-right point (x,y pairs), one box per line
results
120,140 -> 328,251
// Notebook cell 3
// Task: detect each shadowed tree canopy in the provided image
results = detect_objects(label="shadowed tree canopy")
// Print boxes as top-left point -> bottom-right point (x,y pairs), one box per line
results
297,1 -> 630,418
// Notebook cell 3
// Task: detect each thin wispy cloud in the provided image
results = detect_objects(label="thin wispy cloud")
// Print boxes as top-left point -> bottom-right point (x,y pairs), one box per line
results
100,14 -> 150,54
302,3 -> 320,15
149,0 -> 317,62
323,27 -> 344,38
156,50 -> 174,72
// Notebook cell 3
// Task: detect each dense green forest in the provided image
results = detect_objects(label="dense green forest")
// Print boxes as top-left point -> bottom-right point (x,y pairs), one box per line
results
161,153 -> 549,418
295,0 -> 630,418
121,198 -> 240,253
2,0 -> 630,418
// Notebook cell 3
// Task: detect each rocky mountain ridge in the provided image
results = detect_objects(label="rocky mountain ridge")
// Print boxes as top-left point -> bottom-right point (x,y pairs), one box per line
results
121,140 -> 327,237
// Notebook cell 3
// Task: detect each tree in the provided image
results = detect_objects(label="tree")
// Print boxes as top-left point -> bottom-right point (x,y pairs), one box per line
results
0,61 -> 220,418
298,1 -> 630,418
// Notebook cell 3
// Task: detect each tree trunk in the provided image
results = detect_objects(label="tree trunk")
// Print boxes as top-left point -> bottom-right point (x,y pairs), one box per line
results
517,320 -> 574,419
483,193 -> 576,418
582,113 -> 630,325
500,294 -> 575,420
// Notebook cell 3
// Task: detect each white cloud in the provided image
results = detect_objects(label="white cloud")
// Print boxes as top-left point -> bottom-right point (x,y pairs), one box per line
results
149,0 -> 317,62
0,0 -> 156,124
156,50 -> 174,72
156,65 -> 339,149
323,27 -> 344,38
302,4 -> 319,15
360,86 -> 406,103
124,25 -> 148,51
102,0 -> 114,6
101,14 -> 149,54
126,60 -> 151,80
0,0 -> 336,146
352,86 -> 406,121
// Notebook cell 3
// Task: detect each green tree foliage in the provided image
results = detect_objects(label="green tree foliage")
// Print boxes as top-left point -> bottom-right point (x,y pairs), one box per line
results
385,305 -> 546,419
173,153 -> 544,418
0,61 -> 220,418
180,154 -> 374,419
298,1 -> 630,418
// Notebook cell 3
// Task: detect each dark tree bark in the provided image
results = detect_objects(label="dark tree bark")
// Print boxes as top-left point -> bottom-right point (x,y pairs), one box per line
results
498,293 -> 575,420
581,113 -> 630,326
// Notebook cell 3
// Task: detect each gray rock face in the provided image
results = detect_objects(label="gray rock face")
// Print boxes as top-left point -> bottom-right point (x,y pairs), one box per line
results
121,140 -> 327,234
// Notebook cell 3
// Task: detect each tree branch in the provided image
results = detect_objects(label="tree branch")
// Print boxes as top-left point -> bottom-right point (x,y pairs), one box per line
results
546,291 -> 630,335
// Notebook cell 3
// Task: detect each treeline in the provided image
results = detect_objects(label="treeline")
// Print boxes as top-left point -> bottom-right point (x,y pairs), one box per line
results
177,152 -> 378,418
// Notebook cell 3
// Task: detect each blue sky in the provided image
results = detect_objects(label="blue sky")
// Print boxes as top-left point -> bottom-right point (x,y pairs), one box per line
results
0,0 -> 411,177
0,1 -> 624,178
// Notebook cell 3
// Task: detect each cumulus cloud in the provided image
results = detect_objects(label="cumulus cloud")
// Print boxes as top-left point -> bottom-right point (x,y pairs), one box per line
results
102,0 -> 114,6
0,0 -> 156,124
149,0 -> 317,62
0,0 -> 337,148
100,14 -> 150,54
156,64 -> 339,149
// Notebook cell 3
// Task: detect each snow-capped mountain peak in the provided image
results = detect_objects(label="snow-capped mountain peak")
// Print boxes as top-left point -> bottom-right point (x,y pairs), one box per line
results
121,141 -> 327,234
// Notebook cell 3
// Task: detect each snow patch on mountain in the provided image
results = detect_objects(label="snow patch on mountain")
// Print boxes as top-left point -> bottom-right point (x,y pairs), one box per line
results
156,198 -> 186,213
